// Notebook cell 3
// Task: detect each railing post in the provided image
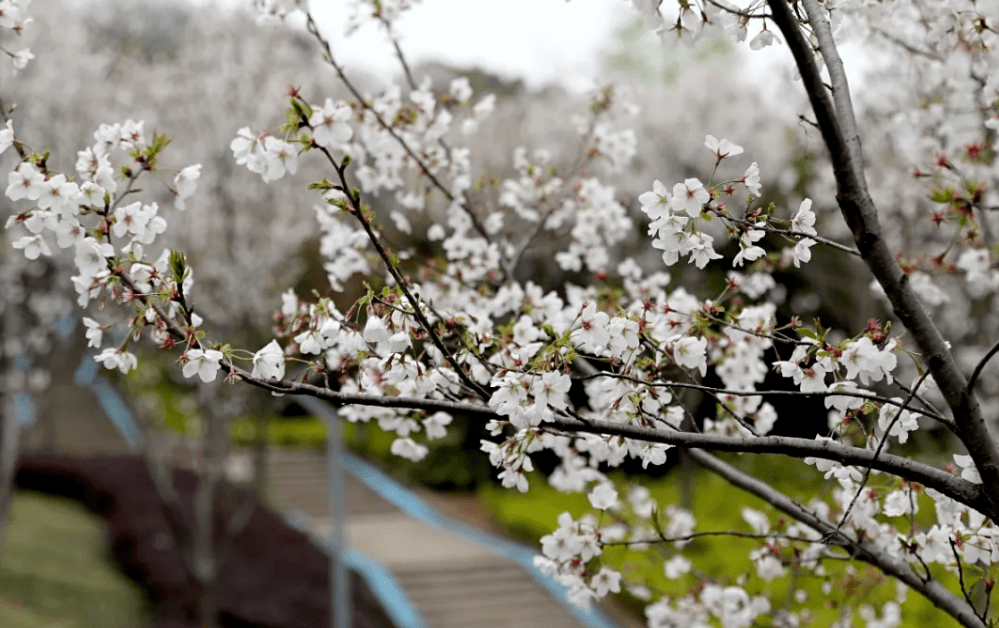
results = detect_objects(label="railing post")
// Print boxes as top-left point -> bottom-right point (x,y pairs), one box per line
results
327,405 -> 349,628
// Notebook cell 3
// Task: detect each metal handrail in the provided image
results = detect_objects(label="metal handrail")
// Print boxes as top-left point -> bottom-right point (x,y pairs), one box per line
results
297,395 -> 622,628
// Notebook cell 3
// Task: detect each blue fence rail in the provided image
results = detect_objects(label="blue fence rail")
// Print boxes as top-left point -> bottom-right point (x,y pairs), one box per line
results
300,395 -> 621,628
47,340 -> 622,628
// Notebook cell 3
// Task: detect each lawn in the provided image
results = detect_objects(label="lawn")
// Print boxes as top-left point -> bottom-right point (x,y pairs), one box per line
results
0,490 -> 152,628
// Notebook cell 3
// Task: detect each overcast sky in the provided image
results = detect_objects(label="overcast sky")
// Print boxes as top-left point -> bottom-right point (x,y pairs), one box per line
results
308,0 -> 632,93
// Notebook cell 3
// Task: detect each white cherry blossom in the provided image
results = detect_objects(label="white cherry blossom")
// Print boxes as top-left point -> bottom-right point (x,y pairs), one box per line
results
182,348 -> 224,383
670,178 -> 709,216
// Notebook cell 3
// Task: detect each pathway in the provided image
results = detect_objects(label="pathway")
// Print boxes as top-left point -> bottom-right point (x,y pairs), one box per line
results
22,372 -> 642,628
259,444 -> 641,628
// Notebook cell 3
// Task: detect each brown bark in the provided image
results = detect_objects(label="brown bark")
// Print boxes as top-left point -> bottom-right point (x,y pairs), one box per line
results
765,0 -> 999,520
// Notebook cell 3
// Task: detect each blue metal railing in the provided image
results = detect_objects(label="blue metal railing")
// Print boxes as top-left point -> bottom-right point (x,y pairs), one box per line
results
69,349 -> 427,628
61,334 -> 623,628
341,546 -> 431,628
12,314 -> 76,429
297,395 -> 622,628
73,356 -> 143,448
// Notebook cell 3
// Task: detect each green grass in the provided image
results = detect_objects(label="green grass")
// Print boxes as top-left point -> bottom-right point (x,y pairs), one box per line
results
0,491 -> 152,628
228,415 -> 401,462
479,453 -> 964,627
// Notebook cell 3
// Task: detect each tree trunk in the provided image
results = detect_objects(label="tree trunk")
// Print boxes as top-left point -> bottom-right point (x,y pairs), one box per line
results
252,409 -> 268,498
192,382 -> 228,628
0,392 -> 21,564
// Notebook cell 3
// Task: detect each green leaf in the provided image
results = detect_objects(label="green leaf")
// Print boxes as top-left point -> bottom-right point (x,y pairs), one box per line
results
929,186 -> 954,204
168,250 -> 187,285
308,178 -> 335,192
797,327 -> 819,341
290,98 -> 312,122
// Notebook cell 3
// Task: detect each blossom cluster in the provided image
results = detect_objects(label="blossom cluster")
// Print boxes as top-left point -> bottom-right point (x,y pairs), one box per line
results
2,113 -> 204,373
0,0 -> 33,71
4,1 -> 999,626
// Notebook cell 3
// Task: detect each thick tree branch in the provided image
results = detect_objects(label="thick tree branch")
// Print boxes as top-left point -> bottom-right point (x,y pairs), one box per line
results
540,412 -> 982,510
766,0 -> 999,519
219,362 -> 985,510
115,267 -> 988,517
798,0 -> 865,182
690,449 -> 986,628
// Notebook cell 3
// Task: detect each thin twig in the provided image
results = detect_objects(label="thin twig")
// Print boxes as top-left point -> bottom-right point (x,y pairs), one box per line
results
322,148 -> 492,401
703,0 -> 769,20
950,538 -> 986,625
693,448 -> 986,628
967,337 -> 999,394
304,13 -> 496,250
0,92 -> 26,160
718,210 -> 861,257
602,529 -> 846,548
577,369 -> 949,425
380,17 -> 417,90
823,369 -> 931,544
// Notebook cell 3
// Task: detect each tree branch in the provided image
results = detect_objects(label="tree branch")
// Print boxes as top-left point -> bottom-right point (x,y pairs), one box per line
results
603,528 -> 850,549
114,266 -> 987,517
825,369 -> 931,542
967,337 -> 999,394
798,0 -> 865,182
690,449 -> 986,628
304,13 -> 496,249
217,360 -> 985,510
950,538 -> 987,625
582,369 -> 950,425
324,150 -> 493,401
379,17 -> 418,91
716,209 -> 862,257
766,0 -> 999,519
540,413 -> 982,510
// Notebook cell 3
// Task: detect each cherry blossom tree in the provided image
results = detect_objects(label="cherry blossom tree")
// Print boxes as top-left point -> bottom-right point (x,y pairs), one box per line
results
4,0 -> 999,626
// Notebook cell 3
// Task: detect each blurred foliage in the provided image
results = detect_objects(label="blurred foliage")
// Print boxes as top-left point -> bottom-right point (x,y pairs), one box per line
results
0,491 -> 152,628
228,412 -> 494,491
413,61 -> 525,98
124,356 -> 494,491
231,415 -> 328,449
602,17 -> 731,85
84,2 -> 191,63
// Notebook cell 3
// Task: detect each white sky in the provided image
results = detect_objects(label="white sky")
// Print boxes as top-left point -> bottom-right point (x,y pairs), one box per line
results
201,0 -> 866,101
308,0 -> 632,93
303,2 -> 849,96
